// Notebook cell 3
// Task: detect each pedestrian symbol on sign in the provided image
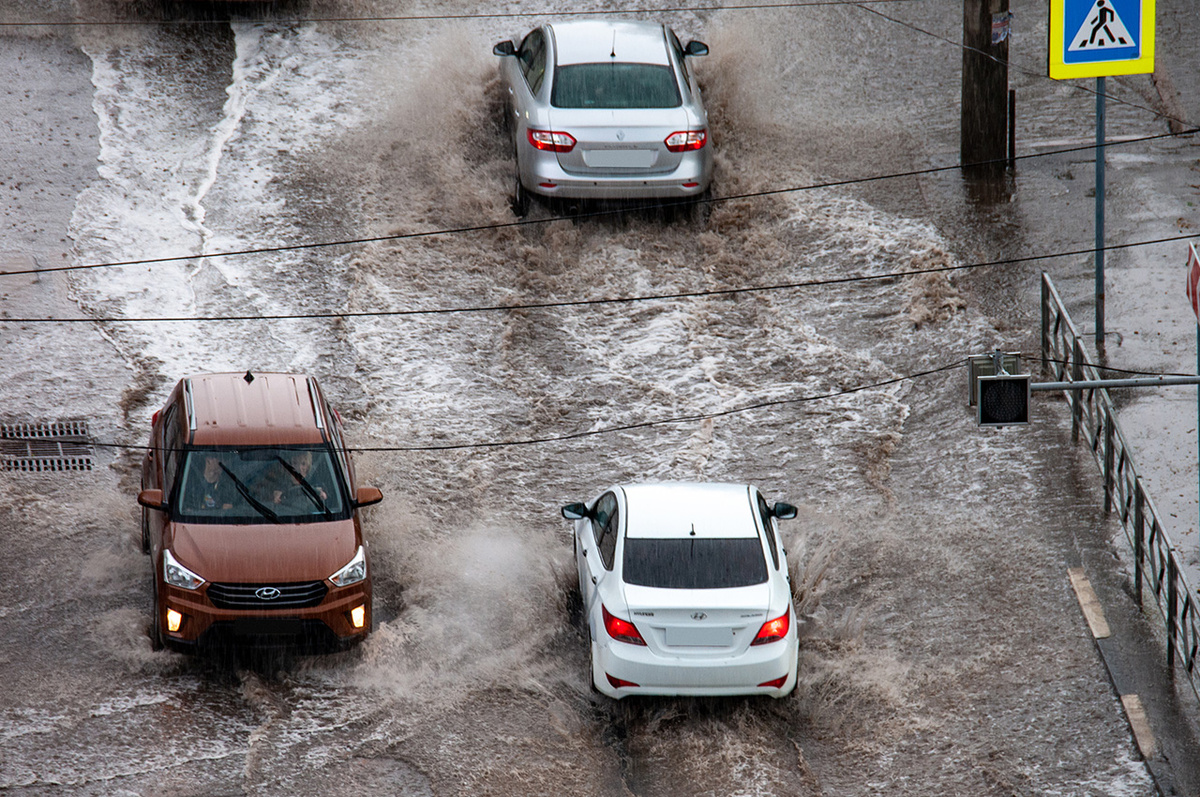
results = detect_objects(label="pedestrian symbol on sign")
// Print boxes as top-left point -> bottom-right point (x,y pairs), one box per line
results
1069,0 -> 1134,50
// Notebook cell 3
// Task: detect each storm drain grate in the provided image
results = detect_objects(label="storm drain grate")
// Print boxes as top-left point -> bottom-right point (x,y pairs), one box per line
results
1,421 -> 95,472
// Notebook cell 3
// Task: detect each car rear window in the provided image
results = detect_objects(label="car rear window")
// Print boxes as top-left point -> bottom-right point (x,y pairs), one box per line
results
622,538 -> 768,589
551,63 -> 681,109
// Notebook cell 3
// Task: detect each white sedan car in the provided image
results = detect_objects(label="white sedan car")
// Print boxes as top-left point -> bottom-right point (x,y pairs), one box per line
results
493,19 -> 713,214
561,482 -> 799,699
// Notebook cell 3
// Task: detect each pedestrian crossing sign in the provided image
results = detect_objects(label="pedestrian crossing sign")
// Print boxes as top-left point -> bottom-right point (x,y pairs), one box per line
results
1050,0 -> 1155,79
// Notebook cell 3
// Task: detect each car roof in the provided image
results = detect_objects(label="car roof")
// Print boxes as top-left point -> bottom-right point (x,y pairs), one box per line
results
183,372 -> 328,447
620,483 -> 758,539
549,20 -> 670,66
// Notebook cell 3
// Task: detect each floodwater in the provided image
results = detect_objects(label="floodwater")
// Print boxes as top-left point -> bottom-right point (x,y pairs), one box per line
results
0,0 -> 1178,794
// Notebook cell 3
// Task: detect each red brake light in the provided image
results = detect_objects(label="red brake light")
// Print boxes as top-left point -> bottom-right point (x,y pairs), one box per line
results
758,676 -> 788,689
606,673 -> 640,689
664,129 -> 707,152
602,605 -> 646,646
528,129 -> 576,152
751,610 -> 790,646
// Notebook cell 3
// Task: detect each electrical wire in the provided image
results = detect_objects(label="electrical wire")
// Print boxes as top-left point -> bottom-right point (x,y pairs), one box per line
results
857,4 -> 1198,131
0,0 -> 920,27
0,127 -> 1193,285
5,0 -> 1190,133
87,360 -> 963,453
1030,355 -> 1199,380
3,231 -> 1196,325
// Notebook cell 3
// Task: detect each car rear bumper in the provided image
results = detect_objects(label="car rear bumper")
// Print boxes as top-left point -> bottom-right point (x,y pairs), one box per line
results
158,581 -> 371,652
519,147 -> 712,200
591,634 -> 798,699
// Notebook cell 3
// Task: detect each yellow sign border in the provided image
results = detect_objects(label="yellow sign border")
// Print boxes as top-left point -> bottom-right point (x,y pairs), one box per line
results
1049,0 -> 1155,79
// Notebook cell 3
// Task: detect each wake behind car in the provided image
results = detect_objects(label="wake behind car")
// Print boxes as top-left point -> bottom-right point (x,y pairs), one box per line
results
562,482 -> 799,698
493,19 -> 712,215
137,372 -> 383,652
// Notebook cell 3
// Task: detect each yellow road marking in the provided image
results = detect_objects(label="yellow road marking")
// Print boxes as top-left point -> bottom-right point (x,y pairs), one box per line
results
1068,567 -> 1111,639
1121,694 -> 1158,760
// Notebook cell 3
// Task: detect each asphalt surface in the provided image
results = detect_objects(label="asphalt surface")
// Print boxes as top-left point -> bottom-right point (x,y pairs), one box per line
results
1,0 -> 1200,795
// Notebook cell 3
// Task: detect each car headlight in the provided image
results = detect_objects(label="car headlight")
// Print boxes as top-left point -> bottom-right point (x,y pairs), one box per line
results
329,545 -> 366,587
163,549 -> 205,590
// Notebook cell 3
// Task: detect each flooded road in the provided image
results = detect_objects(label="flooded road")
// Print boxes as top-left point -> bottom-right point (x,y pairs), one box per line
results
0,0 -> 1185,793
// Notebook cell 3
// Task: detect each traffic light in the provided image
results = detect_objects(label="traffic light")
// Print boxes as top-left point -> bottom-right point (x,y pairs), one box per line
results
977,373 -> 1030,426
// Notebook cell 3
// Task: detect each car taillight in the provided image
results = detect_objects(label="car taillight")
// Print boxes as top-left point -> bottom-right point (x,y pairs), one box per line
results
606,673 -> 640,689
602,605 -> 646,646
751,610 -> 790,645
664,129 -> 707,152
528,129 -> 576,152
758,676 -> 788,689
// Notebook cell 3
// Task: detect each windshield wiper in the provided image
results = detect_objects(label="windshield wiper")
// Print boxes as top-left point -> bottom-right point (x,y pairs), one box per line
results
219,463 -> 280,523
273,455 -> 332,517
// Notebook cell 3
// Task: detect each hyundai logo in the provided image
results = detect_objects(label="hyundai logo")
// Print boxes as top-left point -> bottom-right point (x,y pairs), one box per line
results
255,587 -> 282,601
616,130 -> 626,141
691,612 -> 707,621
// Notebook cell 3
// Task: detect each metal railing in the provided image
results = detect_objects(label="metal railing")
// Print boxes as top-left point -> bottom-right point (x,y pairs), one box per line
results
1041,272 -> 1200,704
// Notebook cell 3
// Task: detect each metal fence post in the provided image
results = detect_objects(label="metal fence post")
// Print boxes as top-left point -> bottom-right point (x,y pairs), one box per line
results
1104,410 -> 1115,514
1041,274 -> 1050,374
1071,338 -> 1084,444
1169,554 -> 1179,673
1134,478 -> 1145,607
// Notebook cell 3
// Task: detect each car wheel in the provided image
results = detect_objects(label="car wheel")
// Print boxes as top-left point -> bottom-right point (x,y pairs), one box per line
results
149,577 -> 164,652
511,176 -> 531,218
140,508 -> 151,555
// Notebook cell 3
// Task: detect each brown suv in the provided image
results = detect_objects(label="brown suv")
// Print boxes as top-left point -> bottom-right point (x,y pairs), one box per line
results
137,372 -> 382,651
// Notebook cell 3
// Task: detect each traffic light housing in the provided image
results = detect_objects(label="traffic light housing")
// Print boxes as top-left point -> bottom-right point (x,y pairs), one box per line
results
977,373 -> 1030,426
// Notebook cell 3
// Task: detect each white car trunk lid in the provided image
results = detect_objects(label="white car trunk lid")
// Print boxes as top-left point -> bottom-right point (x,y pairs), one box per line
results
621,582 -> 771,655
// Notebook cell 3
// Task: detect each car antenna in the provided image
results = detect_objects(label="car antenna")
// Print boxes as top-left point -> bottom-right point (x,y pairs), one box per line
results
690,524 -> 696,536
243,370 -> 255,384
610,31 -> 617,58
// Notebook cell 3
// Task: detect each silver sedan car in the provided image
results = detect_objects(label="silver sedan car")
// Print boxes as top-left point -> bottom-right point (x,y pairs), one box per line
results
493,20 -> 713,215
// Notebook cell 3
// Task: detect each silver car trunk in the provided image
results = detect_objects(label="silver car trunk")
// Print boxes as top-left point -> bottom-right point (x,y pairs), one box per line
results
548,108 -> 689,176
620,582 -> 770,656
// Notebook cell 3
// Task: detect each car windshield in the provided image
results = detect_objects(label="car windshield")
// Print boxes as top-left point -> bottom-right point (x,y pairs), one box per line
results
551,63 -> 681,109
622,538 -> 768,589
173,446 -> 348,524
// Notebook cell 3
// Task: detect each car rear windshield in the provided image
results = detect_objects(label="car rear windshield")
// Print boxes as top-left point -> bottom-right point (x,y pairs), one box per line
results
173,446 -> 349,524
622,538 -> 768,589
551,63 -> 681,109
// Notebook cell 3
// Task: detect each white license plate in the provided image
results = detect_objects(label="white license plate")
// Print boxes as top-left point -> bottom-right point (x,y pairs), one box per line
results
664,626 -> 733,647
583,149 -> 657,168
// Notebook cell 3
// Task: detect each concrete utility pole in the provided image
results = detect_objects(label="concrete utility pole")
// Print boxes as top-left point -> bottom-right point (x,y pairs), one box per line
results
961,0 -> 1011,174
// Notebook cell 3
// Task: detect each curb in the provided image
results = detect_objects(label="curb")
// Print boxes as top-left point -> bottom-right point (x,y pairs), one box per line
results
1068,566 -> 1176,796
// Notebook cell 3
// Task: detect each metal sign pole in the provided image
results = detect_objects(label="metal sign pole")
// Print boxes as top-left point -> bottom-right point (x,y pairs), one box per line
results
1095,76 -> 1106,350
1186,243 -> 1200,556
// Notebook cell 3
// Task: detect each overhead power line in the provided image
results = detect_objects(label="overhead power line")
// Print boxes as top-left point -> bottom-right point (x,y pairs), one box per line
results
3,232 -> 1195,325
857,4 -> 1198,131
91,360 -> 962,454
0,128 -> 1193,285
0,0 -> 918,27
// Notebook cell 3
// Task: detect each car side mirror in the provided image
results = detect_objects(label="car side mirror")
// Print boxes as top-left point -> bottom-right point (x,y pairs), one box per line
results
772,501 -> 797,520
684,40 -> 709,57
355,487 -> 384,508
138,489 -> 166,510
493,40 -> 516,57
561,502 -> 590,520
